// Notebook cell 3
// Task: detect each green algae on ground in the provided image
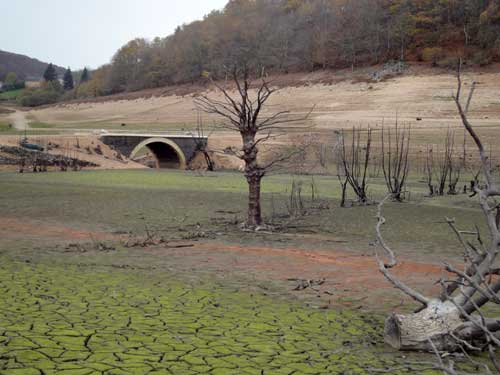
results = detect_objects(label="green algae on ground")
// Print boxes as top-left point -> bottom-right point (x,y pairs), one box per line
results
0,259 -> 434,375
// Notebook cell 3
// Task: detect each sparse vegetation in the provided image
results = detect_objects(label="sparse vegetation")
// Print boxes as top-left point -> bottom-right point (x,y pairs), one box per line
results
2,2 -> 500,373
0,160 -> 495,374
17,81 -> 64,107
0,88 -> 25,101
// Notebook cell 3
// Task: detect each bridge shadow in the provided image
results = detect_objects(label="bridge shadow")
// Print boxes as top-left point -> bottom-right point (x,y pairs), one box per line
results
147,142 -> 181,169
130,138 -> 187,169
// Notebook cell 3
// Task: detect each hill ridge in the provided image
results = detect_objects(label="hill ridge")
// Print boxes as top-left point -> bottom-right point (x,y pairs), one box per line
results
0,49 -> 65,82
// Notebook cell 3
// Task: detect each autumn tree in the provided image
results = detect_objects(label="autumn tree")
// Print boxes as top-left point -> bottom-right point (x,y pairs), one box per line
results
108,38 -> 149,92
75,65 -> 110,98
76,1 -> 500,96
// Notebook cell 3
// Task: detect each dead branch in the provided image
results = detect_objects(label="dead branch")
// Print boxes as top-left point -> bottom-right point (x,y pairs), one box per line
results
373,62 -> 499,373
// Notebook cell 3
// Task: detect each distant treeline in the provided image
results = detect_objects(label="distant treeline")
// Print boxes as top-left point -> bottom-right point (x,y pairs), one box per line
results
74,0 -> 500,98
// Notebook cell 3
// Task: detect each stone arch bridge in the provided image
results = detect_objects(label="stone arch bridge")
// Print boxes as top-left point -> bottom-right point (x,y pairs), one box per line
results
100,133 -> 208,169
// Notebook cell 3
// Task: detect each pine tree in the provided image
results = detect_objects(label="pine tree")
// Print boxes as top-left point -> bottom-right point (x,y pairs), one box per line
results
63,68 -> 74,90
80,68 -> 90,83
43,63 -> 57,82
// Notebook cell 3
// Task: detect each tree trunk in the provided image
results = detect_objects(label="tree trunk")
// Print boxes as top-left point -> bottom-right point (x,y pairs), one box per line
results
203,151 -> 214,171
242,131 -> 264,228
246,174 -> 262,227
340,181 -> 347,208
384,300 -> 464,351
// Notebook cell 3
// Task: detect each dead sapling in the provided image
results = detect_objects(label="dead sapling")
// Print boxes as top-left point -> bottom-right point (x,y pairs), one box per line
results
124,223 -> 169,248
285,179 -> 307,219
381,120 -> 411,202
334,130 -> 349,207
443,128 -> 463,195
424,145 -> 436,197
338,126 -> 373,205
190,113 -> 215,171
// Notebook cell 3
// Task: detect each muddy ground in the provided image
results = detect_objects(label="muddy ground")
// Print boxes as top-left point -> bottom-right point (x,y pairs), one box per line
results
1,65 -> 499,373
2,168 -> 496,374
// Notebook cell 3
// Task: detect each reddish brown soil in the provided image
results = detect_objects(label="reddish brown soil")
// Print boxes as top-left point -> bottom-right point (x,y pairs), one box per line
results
146,240 -> 444,310
0,217 -> 112,241
1,216 -> 444,311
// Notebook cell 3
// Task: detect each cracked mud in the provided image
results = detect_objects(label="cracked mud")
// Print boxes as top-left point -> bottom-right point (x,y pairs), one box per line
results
0,259 -> 414,375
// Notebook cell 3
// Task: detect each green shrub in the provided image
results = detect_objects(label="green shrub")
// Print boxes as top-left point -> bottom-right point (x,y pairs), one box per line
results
17,81 -> 63,107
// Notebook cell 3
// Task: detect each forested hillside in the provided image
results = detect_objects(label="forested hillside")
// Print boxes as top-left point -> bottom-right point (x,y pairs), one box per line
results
0,50 -> 64,81
74,0 -> 500,98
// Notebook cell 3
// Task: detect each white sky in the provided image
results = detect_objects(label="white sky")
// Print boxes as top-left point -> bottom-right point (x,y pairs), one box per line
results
0,0 -> 228,70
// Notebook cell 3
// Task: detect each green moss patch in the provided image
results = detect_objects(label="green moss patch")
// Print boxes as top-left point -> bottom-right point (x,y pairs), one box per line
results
0,258 -> 440,374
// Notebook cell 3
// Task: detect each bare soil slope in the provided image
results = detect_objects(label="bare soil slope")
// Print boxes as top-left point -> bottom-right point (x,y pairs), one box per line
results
0,135 -> 145,170
4,65 -> 499,170
30,66 -> 500,130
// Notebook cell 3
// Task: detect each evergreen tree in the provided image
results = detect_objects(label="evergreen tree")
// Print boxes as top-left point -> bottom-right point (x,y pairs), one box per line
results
43,63 -> 57,82
80,67 -> 90,83
63,68 -> 74,90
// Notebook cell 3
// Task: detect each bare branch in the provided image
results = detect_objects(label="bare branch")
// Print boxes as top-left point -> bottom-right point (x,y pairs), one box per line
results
375,194 -> 431,306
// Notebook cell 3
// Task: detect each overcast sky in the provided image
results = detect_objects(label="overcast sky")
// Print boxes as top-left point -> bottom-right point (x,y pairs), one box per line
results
0,0 -> 228,70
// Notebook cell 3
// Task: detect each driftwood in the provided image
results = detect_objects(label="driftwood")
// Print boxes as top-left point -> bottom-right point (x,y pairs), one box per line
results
375,64 -> 499,374
288,278 -> 326,291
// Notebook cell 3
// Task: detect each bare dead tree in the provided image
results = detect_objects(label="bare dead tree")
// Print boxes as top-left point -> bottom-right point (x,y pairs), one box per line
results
381,121 -> 411,202
194,67 -> 312,228
436,129 -> 454,195
425,145 -> 436,196
369,154 -> 382,179
334,130 -> 349,207
374,65 -> 499,374
447,133 -> 462,196
286,180 -> 306,219
311,133 -> 328,170
427,129 -> 463,197
190,113 -> 215,171
338,127 -> 372,205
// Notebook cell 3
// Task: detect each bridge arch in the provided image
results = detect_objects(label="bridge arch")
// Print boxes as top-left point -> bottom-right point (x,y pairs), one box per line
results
130,138 -> 187,169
